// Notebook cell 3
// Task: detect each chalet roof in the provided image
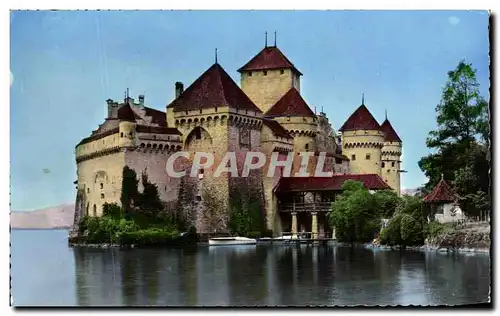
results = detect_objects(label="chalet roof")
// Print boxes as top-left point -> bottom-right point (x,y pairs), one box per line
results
423,179 -> 458,203
265,88 -> 316,117
238,46 -> 302,75
380,119 -> 402,143
275,174 -> 390,192
339,104 -> 382,132
167,63 -> 262,113
262,119 -> 292,139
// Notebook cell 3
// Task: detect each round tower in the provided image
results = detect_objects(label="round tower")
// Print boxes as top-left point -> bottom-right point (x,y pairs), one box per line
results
118,121 -> 136,148
380,117 -> 403,195
117,103 -> 137,148
339,102 -> 384,175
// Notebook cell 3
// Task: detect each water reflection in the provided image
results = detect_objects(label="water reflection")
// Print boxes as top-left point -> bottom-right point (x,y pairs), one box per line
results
72,245 -> 490,306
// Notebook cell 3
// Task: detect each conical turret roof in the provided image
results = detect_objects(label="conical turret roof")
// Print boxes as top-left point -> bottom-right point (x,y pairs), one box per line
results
339,104 -> 381,132
381,118 -> 402,142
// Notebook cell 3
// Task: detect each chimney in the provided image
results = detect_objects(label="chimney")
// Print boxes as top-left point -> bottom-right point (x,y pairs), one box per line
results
138,94 -> 145,106
175,82 -> 184,98
106,99 -> 116,118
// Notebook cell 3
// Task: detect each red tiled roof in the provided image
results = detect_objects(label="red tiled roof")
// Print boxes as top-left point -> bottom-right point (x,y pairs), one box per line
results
262,119 -> 292,139
144,107 -> 167,126
380,119 -> 402,143
117,104 -> 138,122
167,63 -> 262,113
423,179 -> 458,203
339,104 -> 382,132
276,174 -> 390,192
265,88 -> 316,117
238,46 -> 302,75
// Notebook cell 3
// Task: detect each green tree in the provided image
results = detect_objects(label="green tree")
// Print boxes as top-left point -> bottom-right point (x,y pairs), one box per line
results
228,185 -> 265,237
121,166 -> 139,216
379,195 -> 426,247
328,180 -> 382,242
136,169 -> 164,216
418,60 -> 490,216
373,190 -> 402,218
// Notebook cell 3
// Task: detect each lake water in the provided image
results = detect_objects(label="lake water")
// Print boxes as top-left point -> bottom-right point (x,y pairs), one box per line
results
10,229 -> 491,307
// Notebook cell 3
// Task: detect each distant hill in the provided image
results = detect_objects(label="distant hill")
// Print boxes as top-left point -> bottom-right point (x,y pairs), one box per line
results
11,204 -> 75,229
401,188 -> 420,197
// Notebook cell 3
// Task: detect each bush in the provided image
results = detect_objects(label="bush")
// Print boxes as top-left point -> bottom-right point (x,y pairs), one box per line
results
118,228 -> 180,246
425,221 -> 454,238
379,214 -> 403,246
400,214 -> 424,246
102,203 -> 123,219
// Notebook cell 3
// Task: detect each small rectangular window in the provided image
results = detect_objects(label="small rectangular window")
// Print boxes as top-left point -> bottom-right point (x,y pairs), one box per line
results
351,154 -> 356,161
366,154 -> 371,160
263,70 -> 268,76
195,196 -> 202,202
101,193 -> 105,199
392,162 -> 395,167
87,188 -> 90,193
100,183 -> 103,189
435,205 -> 444,215
249,72 -> 252,77
381,162 -> 385,168
280,69 -> 284,75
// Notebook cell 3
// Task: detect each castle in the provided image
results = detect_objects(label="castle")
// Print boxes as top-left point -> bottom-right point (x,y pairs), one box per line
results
73,39 -> 403,237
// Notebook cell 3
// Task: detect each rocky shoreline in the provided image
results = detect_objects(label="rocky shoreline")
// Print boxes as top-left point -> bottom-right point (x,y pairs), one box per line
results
364,243 -> 490,254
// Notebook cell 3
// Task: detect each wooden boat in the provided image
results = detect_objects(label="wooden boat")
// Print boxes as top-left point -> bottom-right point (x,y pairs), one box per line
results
208,236 -> 257,246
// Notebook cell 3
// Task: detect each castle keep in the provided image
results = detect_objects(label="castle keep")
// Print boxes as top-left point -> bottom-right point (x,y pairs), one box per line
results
73,39 -> 403,237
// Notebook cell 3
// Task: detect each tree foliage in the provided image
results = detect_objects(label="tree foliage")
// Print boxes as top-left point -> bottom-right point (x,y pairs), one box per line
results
121,166 -> 139,216
379,195 -> 426,246
373,190 -> 401,218
328,180 -> 386,243
418,60 -> 490,218
228,186 -> 267,237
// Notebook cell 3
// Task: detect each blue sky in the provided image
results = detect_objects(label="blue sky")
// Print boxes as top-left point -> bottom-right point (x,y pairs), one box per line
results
10,10 -> 490,211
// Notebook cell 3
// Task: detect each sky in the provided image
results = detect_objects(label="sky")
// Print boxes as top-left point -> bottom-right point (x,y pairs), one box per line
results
10,10 -> 490,211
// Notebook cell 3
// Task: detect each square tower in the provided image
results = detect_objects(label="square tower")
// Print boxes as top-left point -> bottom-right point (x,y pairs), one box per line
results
238,45 -> 302,114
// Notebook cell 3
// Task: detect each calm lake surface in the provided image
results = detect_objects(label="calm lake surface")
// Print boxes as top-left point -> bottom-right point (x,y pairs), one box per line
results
11,229 -> 490,307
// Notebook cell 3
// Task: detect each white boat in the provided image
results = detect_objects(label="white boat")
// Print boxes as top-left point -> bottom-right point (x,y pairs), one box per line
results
208,236 -> 257,246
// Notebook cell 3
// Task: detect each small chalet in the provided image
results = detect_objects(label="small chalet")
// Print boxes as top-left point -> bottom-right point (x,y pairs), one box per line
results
423,176 -> 464,224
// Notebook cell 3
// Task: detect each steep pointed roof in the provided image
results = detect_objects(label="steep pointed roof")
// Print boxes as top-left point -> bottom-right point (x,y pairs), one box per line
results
168,63 -> 262,113
265,88 -> 316,117
423,179 -> 458,203
339,104 -> 381,132
238,46 -> 302,75
117,104 -> 138,122
262,118 -> 292,139
381,119 -> 402,143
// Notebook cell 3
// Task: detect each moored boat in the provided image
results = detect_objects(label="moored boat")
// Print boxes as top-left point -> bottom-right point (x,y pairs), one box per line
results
208,236 -> 257,246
